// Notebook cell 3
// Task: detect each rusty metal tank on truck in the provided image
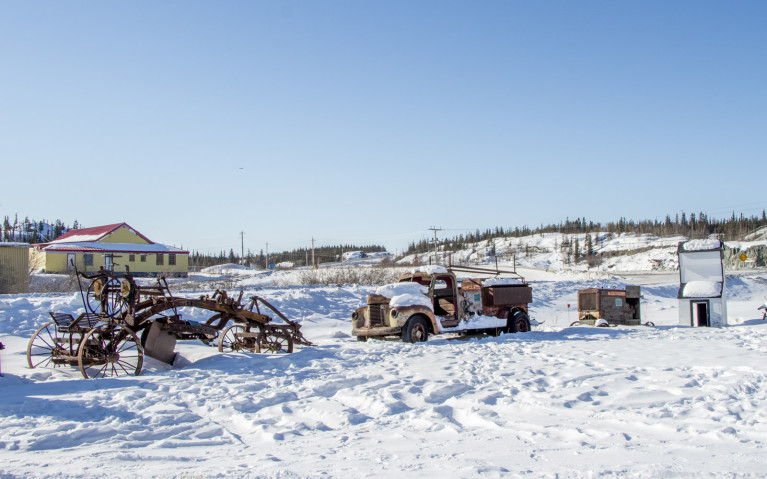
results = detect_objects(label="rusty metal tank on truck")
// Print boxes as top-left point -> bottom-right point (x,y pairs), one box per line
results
352,265 -> 534,343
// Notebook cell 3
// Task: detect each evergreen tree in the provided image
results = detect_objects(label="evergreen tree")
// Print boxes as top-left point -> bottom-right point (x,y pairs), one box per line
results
573,238 -> 580,263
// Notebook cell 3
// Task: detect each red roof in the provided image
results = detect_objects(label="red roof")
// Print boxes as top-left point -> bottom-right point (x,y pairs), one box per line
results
48,223 -> 154,244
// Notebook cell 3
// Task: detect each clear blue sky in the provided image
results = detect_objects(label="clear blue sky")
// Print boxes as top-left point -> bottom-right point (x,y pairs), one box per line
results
1,1 -> 765,255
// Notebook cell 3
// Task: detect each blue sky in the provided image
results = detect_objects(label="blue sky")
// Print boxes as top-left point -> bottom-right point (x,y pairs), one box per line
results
1,1 -> 765,255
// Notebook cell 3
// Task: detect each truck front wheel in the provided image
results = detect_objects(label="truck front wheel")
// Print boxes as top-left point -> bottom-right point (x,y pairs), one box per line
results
507,311 -> 531,334
402,317 -> 429,343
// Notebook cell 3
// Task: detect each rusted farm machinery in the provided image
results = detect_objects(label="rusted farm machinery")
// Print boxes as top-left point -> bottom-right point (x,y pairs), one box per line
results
26,267 -> 312,379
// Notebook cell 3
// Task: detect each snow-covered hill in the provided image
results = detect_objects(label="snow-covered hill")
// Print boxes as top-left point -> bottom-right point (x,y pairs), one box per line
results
2,269 -> 767,477
398,232 -> 767,272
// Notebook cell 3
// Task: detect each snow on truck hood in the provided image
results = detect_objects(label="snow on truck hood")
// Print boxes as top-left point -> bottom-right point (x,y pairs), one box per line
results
374,282 -> 433,311
390,293 -> 434,310
375,282 -> 428,298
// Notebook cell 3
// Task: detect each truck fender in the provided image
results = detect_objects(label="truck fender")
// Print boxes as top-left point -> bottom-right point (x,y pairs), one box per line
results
395,306 -> 437,333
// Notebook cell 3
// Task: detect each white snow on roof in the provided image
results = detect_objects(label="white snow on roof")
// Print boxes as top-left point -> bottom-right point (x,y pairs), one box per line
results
411,265 -> 448,275
681,239 -> 722,251
0,242 -> 31,248
682,281 -> 723,298
42,242 -> 185,253
49,234 -> 105,244
483,277 -> 522,286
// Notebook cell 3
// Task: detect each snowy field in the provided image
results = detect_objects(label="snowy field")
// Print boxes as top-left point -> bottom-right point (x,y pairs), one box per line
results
2,268 -> 767,478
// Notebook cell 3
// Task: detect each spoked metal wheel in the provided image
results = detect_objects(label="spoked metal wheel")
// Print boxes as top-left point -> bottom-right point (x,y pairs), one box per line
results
77,324 -> 144,379
218,324 -> 260,353
86,278 -> 125,318
259,328 -> 294,353
27,322 -> 65,369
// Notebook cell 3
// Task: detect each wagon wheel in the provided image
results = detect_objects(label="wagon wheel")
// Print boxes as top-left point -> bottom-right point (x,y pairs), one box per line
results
218,324 -> 260,353
77,324 -> 143,379
86,278 -> 125,318
27,322 -> 64,369
259,328 -> 294,354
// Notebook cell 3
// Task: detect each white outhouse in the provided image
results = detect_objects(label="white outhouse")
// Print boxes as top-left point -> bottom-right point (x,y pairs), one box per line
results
677,239 -> 727,327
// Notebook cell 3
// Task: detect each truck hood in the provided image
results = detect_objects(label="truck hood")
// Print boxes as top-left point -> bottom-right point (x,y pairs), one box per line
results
367,282 -> 432,311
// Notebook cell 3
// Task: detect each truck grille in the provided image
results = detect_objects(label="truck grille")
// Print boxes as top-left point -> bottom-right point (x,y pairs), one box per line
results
369,305 -> 386,327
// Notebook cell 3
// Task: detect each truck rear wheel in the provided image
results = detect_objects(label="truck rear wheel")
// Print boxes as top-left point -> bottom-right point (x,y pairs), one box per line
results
507,311 -> 531,334
402,317 -> 429,343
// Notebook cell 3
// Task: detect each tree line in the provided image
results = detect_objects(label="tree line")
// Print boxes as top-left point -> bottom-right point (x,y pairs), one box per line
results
190,244 -> 388,269
405,210 -> 767,255
1,215 -> 77,243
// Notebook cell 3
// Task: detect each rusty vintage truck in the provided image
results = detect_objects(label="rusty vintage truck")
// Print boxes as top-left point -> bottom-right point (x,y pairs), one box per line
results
352,266 -> 534,342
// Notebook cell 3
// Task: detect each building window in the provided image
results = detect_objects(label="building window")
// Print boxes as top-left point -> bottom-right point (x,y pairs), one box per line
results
156,254 -> 164,265
169,254 -> 176,266
129,254 -> 135,262
84,254 -> 93,266
140,255 -> 146,263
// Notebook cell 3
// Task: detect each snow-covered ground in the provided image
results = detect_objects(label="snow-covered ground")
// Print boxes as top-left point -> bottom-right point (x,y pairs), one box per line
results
2,268 -> 767,478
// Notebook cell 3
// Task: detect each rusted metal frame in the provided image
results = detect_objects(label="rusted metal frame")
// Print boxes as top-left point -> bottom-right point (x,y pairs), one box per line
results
250,296 -> 314,346
162,322 -> 219,337
447,264 -> 526,283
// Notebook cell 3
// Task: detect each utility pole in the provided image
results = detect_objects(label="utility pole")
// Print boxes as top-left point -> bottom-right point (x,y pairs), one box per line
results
311,237 -> 316,268
240,231 -> 245,264
428,227 -> 442,264
265,242 -> 269,270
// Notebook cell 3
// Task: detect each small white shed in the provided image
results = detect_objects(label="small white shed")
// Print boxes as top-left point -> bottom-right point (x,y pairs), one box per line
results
677,239 -> 727,327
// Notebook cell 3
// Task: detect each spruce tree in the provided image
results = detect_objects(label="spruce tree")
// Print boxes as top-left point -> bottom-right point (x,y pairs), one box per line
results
573,238 -> 579,263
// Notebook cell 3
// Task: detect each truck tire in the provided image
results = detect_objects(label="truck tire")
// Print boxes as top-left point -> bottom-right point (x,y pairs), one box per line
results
507,310 -> 531,334
402,316 -> 429,343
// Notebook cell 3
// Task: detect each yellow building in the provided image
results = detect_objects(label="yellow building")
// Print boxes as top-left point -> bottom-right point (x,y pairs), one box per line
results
0,243 -> 31,293
33,223 -> 188,277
